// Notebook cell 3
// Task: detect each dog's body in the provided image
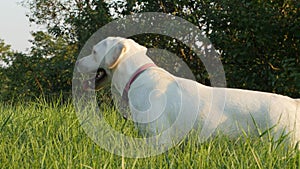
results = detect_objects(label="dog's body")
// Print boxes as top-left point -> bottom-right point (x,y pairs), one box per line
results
77,37 -> 300,147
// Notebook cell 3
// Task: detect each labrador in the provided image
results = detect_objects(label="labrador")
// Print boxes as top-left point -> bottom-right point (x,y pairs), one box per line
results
76,37 -> 300,148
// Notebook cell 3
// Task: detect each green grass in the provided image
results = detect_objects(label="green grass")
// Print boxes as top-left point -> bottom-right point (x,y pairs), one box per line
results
1,98 -> 300,169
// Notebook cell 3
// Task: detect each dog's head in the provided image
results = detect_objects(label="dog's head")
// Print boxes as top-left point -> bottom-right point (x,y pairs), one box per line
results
76,37 -> 146,91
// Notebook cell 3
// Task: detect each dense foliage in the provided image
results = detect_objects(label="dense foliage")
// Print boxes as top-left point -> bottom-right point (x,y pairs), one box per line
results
0,0 -> 299,102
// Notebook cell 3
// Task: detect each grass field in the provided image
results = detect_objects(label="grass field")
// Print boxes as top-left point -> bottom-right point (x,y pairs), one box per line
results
1,98 -> 300,169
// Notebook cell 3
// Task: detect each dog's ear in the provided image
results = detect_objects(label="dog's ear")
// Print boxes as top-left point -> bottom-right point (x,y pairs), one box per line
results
105,42 -> 126,69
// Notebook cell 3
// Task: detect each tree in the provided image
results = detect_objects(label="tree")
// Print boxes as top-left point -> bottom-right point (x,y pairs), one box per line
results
0,32 -> 78,101
0,0 -> 113,101
0,39 -> 12,100
1,0 -> 297,102
109,0 -> 300,97
128,0 -> 300,97
0,39 -> 12,67
26,0 -> 112,49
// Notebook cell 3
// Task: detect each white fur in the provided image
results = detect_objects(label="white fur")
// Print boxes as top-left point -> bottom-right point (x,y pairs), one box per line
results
77,37 -> 300,147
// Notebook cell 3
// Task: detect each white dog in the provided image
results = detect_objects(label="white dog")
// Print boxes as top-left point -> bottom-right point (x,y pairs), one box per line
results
76,37 -> 300,147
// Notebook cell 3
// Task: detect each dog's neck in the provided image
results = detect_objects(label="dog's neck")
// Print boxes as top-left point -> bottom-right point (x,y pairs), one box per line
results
112,51 -> 155,96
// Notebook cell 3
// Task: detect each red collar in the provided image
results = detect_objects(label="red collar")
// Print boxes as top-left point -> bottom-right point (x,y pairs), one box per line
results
122,63 -> 156,102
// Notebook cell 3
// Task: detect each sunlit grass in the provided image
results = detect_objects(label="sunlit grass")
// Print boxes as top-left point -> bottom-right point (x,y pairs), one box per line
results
0,98 -> 299,168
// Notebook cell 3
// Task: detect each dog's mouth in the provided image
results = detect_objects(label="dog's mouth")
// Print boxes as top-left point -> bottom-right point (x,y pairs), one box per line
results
82,68 -> 107,91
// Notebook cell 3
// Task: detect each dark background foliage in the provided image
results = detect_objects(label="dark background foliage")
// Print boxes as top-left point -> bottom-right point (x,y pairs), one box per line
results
0,0 -> 299,102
